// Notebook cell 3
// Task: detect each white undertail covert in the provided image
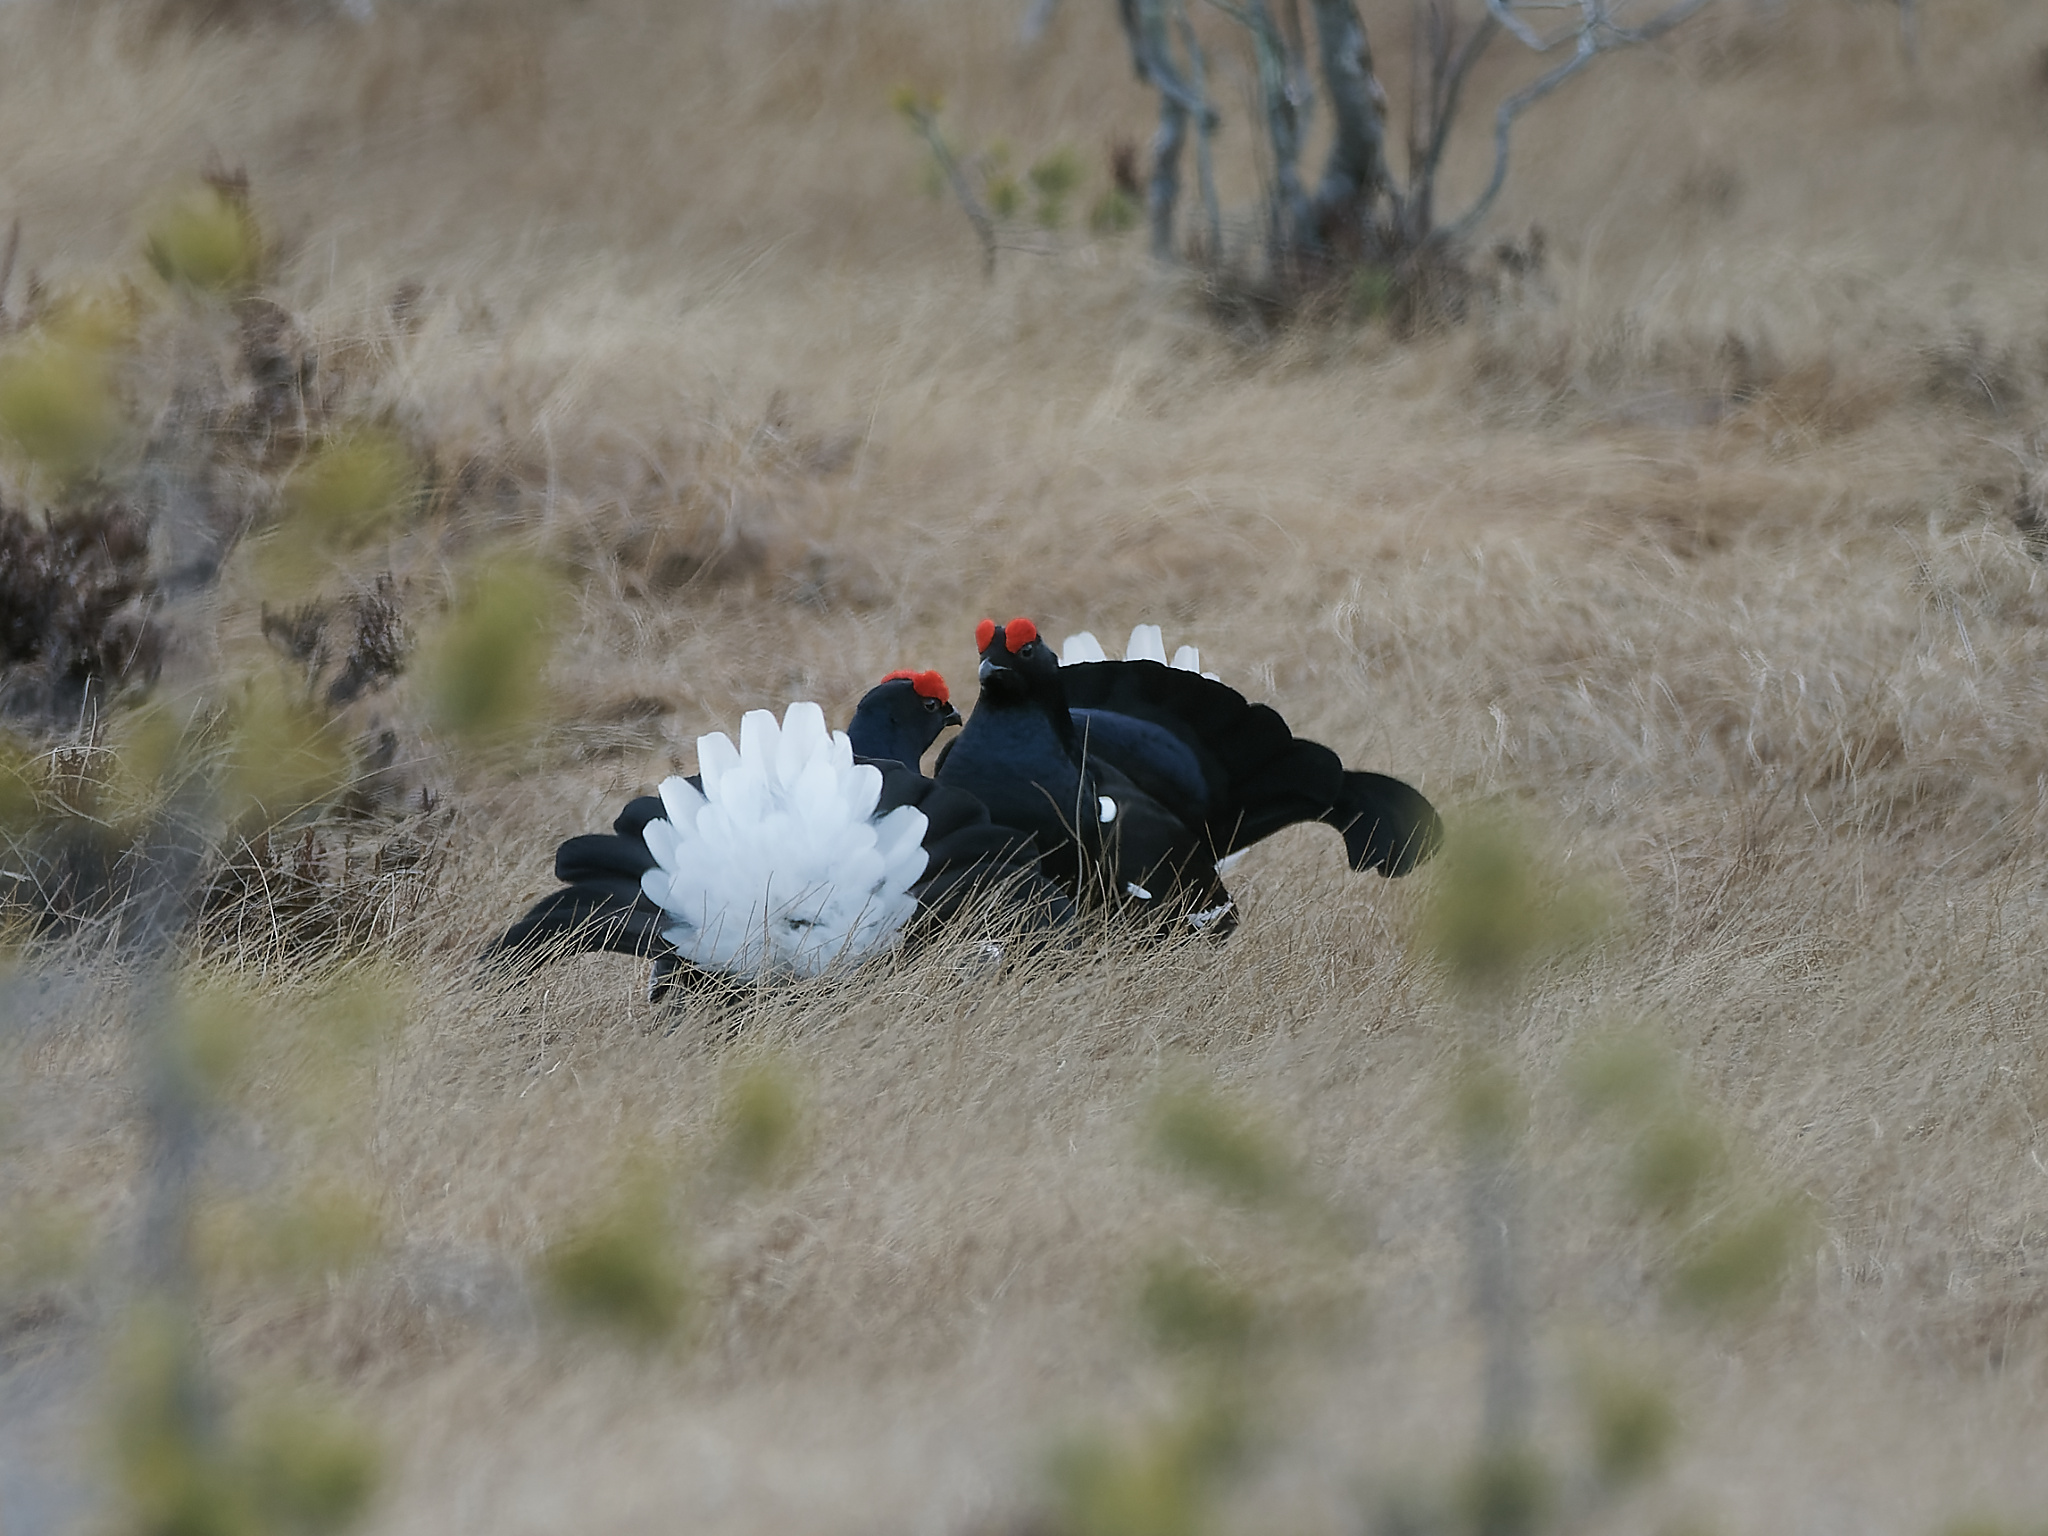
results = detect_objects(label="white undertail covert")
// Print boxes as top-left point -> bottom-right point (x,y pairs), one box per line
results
639,702 -> 929,980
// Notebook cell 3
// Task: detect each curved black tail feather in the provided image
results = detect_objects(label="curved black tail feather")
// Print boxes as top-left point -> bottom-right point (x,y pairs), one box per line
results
1322,771 -> 1443,877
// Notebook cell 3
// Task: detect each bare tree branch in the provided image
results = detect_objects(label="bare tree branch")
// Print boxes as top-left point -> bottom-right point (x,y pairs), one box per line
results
1126,0 -> 1227,258
1177,3 -> 1225,260
0,218 -> 20,331
1128,0 -> 1226,124
1306,0 -> 1401,236
1203,0 -> 1314,253
1019,0 -> 1062,45
1449,0 -> 1710,242
903,103 -> 999,277
1411,7 -> 1501,236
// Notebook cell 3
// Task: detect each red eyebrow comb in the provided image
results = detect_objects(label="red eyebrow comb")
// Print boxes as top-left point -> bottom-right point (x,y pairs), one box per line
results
881,669 -> 950,704
1005,617 -> 1038,646
975,618 -> 997,652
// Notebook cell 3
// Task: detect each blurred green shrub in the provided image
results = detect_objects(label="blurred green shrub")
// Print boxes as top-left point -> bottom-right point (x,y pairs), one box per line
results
717,1057 -> 805,1187
539,1166 -> 690,1345
1574,1353 -> 1677,1491
256,431 -> 418,596
110,1304 -> 380,1536
1029,148 -> 1083,228
1138,1255 -> 1259,1360
0,329 -> 126,487
1571,1026 -> 1810,1316
1149,1086 -> 1296,1211
1420,817 -> 1606,999
418,555 -> 564,751
1090,190 -> 1141,235
1671,1195 -> 1810,1315
145,181 -> 267,296
1046,1391 -> 1244,1536
893,89 -> 1137,255
238,1397 -> 381,1536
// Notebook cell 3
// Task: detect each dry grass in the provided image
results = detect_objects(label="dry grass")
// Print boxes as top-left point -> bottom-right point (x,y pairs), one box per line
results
5,0 -> 2048,1531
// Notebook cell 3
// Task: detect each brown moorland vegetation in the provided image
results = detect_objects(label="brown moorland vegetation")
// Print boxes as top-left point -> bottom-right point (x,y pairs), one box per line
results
4,1 -> 2048,1532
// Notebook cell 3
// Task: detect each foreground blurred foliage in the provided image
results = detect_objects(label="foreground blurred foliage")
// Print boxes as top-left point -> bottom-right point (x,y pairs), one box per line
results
257,431 -> 418,598
0,323 -> 127,489
419,554 -> 565,752
111,1304 -> 379,1536
0,175 -> 565,1536
715,1055 -> 806,1188
540,1162 -> 693,1345
539,1061 -> 814,1347
1023,817 -> 1811,1535
144,178 -> 268,297
1047,1391 -> 1246,1536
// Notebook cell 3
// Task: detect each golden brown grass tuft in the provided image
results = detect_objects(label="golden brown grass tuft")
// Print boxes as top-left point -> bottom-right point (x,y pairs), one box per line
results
6,0 -> 2048,1532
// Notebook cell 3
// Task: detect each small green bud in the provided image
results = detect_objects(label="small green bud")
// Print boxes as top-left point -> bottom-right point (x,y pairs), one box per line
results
144,182 -> 267,295
418,555 -> 564,750
1673,1195 -> 1809,1314
718,1059 -> 803,1187
1150,1087 -> 1293,1209
0,333 -> 124,485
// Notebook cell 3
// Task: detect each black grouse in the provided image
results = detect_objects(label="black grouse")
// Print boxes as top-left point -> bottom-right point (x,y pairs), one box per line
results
488,671 -> 1070,999
1056,623 -> 1443,878
936,616 -> 1441,925
934,618 -> 1235,924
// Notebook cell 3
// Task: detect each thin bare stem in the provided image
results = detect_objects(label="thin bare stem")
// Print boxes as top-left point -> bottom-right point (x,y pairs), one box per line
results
905,106 -> 999,278
0,218 -> 20,330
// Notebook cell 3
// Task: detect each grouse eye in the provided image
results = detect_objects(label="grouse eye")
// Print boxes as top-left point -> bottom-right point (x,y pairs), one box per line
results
1018,640 -> 1040,657
923,697 -> 940,712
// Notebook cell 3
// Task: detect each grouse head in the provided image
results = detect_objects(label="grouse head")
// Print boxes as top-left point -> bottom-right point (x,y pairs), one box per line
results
847,669 -> 961,766
973,617 -> 1066,712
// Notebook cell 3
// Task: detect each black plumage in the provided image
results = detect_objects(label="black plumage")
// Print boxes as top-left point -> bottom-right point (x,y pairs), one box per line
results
484,673 -> 1071,1001
936,619 -> 1232,924
939,615 -> 1442,926
1058,656 -> 1442,874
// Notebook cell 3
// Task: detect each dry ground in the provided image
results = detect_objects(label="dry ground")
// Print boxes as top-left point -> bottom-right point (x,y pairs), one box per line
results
5,0 -> 2048,1532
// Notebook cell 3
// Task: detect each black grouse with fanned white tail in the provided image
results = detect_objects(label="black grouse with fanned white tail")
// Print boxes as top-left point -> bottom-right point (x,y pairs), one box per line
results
486,670 -> 1072,1000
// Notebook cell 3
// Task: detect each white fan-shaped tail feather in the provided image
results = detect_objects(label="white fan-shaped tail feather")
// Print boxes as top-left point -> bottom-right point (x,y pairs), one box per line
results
1059,624 -> 1222,680
1126,624 -> 1167,664
638,703 -> 929,981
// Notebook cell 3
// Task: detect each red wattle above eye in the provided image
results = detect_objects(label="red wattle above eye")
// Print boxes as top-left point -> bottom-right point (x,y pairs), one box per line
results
975,619 -> 997,652
879,669 -> 950,703
1006,617 -> 1038,647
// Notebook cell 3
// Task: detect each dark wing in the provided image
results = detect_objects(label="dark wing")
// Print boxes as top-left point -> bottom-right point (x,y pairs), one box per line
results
872,762 -> 1077,931
484,797 -> 672,974
1090,759 -> 1236,931
488,878 -> 667,964
1059,660 -> 1344,856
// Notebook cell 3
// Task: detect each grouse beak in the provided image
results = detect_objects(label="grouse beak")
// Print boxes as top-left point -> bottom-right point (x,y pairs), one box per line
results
977,657 -> 1013,684
941,703 -> 964,729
